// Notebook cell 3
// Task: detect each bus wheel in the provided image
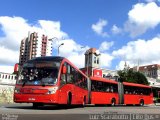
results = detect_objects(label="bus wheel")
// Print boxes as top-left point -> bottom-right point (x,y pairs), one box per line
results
32,103 -> 39,108
139,100 -> 144,106
83,96 -> 86,106
111,98 -> 116,106
32,103 -> 43,108
67,92 -> 72,106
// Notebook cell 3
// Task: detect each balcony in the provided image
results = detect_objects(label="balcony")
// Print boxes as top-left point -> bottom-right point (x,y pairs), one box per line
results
32,45 -> 36,48
33,41 -> 37,45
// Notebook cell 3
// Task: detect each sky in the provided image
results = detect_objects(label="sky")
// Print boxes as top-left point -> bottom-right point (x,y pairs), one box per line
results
0,0 -> 160,73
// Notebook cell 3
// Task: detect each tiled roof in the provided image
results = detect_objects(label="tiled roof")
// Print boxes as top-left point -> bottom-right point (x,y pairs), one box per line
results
85,48 -> 97,54
139,64 -> 160,71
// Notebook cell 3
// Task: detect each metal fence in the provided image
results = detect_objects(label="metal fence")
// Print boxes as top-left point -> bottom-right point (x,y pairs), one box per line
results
0,85 -> 15,103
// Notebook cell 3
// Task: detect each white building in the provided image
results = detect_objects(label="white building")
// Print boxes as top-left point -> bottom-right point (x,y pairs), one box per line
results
133,64 -> 160,87
81,48 -> 117,79
0,72 -> 16,85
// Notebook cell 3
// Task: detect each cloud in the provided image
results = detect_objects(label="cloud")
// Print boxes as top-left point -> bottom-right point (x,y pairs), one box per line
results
55,39 -> 114,68
112,36 -> 160,67
97,42 -> 114,68
99,41 -> 114,52
124,2 -> 160,37
55,39 -> 89,68
115,60 -> 135,70
100,53 -> 114,68
91,19 -> 108,37
0,16 -> 67,67
0,65 -> 14,73
115,61 -> 126,70
0,16 -> 68,73
0,46 -> 19,65
51,39 -> 114,68
145,0 -> 156,3
0,16 -> 114,73
111,25 -> 122,35
38,20 -> 68,38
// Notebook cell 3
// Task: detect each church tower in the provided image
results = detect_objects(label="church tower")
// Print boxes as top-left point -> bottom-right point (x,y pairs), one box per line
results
84,48 -> 101,76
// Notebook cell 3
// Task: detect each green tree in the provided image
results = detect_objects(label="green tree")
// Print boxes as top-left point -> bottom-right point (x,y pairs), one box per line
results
117,69 -> 149,85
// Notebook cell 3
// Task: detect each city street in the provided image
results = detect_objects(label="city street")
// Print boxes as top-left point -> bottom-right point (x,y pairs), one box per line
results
0,103 -> 160,120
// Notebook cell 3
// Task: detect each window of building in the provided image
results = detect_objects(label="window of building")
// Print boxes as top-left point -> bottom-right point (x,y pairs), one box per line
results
89,55 -> 91,65
97,58 -> 99,64
94,57 -> 96,64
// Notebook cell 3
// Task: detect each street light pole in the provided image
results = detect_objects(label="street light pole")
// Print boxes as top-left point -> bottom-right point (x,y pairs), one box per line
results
58,43 -> 64,56
87,53 -> 89,77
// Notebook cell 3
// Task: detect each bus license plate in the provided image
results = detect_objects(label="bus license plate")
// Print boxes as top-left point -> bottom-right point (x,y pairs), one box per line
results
28,98 -> 35,101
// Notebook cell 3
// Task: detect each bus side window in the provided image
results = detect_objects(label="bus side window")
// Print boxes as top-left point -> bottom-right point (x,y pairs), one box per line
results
92,84 -> 95,91
125,90 -> 128,94
110,86 -> 114,93
106,87 -> 110,92
60,74 -> 66,85
112,84 -> 118,93
60,63 -> 67,86
91,81 -> 97,91
66,64 -> 75,84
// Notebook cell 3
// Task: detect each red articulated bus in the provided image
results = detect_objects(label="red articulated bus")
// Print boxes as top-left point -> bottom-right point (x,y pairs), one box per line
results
90,77 -> 153,106
90,77 -> 119,106
14,56 -> 90,108
123,82 -> 153,106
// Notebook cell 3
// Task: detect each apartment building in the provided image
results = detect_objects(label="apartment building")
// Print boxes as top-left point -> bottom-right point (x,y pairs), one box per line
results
19,32 -> 53,65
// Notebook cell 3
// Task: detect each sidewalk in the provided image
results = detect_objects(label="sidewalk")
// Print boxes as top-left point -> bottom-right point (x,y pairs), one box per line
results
154,103 -> 160,106
148,103 -> 160,106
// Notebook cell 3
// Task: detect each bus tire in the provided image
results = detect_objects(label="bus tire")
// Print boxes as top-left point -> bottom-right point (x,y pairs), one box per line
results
32,103 -> 43,108
32,103 -> 39,108
83,96 -> 86,106
67,92 -> 72,106
111,98 -> 116,106
139,99 -> 144,106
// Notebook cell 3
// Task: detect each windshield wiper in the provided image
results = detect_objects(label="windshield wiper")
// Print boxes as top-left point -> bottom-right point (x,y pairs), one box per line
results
22,79 -> 27,87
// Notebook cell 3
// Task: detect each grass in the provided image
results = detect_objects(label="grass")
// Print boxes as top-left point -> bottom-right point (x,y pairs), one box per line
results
0,87 -> 14,103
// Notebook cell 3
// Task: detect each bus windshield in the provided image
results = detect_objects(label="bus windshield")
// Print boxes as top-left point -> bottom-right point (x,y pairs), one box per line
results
17,61 -> 60,86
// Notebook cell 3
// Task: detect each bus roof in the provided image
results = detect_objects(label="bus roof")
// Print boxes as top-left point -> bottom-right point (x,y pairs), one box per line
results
28,56 -> 64,62
90,77 -> 118,84
123,82 -> 151,88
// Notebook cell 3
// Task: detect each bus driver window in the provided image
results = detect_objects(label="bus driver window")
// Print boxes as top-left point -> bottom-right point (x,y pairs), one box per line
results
60,64 -> 67,85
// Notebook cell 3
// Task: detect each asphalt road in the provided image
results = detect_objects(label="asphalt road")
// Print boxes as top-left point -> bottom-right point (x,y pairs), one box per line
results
0,103 -> 160,120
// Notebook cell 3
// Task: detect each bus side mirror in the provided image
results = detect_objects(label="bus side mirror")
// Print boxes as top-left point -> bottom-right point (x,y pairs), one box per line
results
14,63 -> 19,74
62,65 -> 67,74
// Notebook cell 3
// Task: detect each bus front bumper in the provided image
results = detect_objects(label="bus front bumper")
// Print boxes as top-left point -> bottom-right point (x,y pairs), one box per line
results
14,93 -> 58,104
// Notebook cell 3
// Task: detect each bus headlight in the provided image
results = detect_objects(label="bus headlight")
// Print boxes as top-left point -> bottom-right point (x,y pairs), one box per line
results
47,87 -> 58,94
14,88 -> 20,93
